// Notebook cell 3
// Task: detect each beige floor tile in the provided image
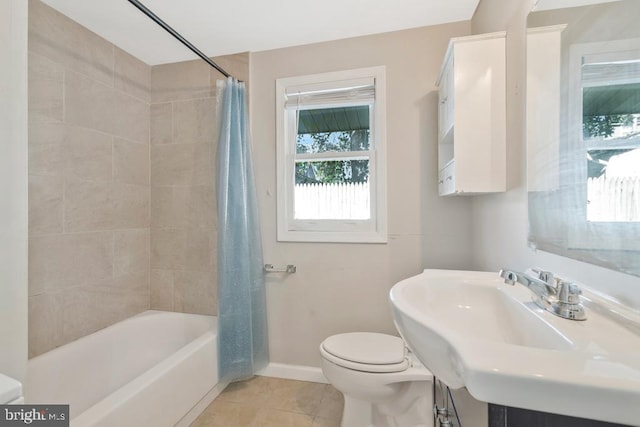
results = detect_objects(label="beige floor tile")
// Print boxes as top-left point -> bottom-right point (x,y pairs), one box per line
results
215,375 -> 277,407
191,400 -> 261,427
316,386 -> 344,421
264,378 -> 327,416
312,416 -> 341,427
192,377 -> 344,427
253,408 -> 314,427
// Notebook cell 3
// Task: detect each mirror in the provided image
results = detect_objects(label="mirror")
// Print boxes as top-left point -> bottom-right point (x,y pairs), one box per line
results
526,0 -> 640,277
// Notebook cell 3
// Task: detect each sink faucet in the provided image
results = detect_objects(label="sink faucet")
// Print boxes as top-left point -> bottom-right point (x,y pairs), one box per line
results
499,269 -> 586,321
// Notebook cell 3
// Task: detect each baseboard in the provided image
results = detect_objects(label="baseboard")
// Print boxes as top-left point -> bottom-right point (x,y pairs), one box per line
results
256,362 -> 329,384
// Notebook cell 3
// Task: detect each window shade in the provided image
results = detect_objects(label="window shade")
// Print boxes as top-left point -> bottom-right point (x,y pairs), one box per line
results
285,77 -> 375,108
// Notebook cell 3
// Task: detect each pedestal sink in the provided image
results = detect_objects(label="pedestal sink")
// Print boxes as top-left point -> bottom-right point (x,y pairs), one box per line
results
389,269 -> 640,426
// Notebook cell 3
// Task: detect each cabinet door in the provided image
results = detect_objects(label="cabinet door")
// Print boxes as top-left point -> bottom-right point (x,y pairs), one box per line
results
445,59 -> 455,133
438,56 -> 454,142
439,161 -> 456,196
438,69 -> 449,141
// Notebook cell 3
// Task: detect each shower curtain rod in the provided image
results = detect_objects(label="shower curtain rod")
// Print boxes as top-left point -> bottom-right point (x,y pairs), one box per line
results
127,0 -> 236,80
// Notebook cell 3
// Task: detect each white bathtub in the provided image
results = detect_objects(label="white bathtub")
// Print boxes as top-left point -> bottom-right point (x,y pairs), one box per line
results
26,310 -> 221,427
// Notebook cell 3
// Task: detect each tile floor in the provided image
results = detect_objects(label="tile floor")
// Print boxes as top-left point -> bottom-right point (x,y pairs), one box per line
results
191,376 -> 344,427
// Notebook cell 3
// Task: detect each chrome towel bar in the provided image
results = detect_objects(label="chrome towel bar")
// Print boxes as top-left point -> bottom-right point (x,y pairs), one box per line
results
264,264 -> 297,273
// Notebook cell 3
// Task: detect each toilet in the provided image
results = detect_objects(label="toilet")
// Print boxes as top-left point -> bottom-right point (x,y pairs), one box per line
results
0,373 -> 23,404
320,332 -> 433,427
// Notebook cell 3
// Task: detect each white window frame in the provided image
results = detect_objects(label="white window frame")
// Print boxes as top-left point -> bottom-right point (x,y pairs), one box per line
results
275,66 -> 387,243
566,38 -> 640,250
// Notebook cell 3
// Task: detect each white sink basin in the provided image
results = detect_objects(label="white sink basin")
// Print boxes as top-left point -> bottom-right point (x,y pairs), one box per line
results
390,269 -> 640,426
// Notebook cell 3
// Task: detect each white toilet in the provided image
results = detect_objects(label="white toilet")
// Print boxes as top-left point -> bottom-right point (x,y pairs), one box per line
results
0,373 -> 23,404
320,332 -> 433,427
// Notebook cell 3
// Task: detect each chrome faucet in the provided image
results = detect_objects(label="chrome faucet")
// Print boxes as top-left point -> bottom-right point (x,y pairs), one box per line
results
499,269 -> 586,321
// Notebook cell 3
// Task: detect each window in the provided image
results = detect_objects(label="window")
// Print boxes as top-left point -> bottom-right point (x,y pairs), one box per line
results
276,67 -> 387,242
580,50 -> 640,223
565,39 -> 640,251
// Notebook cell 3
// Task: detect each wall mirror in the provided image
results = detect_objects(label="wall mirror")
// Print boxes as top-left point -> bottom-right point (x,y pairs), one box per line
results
526,0 -> 640,277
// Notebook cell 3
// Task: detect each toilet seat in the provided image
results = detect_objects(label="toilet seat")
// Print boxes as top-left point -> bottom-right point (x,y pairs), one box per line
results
320,332 -> 409,373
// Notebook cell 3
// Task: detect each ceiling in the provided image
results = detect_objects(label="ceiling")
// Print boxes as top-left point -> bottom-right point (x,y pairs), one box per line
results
41,0 -> 480,65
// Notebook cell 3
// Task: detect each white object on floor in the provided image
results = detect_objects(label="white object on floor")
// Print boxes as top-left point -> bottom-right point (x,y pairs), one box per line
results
0,373 -> 22,404
320,332 -> 433,427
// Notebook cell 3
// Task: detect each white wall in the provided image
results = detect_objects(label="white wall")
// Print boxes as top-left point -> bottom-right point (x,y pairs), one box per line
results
0,0 -> 29,381
470,0 -> 640,309
250,22 -> 473,367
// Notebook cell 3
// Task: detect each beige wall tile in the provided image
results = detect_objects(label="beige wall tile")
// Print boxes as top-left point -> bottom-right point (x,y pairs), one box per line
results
28,0 -> 114,86
91,270 -> 149,295
66,71 -> 148,143
114,46 -> 150,102
185,228 -> 215,272
28,121 -> 65,176
114,229 -> 150,276
61,288 -> 101,342
151,143 -> 212,186
64,179 -> 113,231
64,126 -> 113,182
112,183 -> 150,229
62,288 -> 148,343
29,175 -> 63,235
151,59 -> 211,103
29,293 -> 64,357
114,139 -> 149,185
151,186 -> 187,229
28,52 -> 63,123
151,228 -> 186,270
150,269 -> 174,311
29,123 -> 113,181
29,232 -> 113,292
151,185 -> 215,229
150,103 -> 173,145
65,70 -> 115,135
188,186 -> 216,229
27,0 -> 156,353
172,97 -> 216,145
174,270 -> 216,315
112,90 -> 150,144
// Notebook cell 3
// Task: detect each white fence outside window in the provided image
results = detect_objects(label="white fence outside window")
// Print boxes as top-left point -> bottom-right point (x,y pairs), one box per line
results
295,182 -> 370,220
588,176 -> 640,222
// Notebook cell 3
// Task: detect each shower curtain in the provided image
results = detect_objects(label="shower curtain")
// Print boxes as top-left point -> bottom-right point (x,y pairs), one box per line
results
216,77 -> 269,382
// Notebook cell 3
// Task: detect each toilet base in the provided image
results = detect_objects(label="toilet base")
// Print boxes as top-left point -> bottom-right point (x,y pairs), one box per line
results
340,381 -> 433,427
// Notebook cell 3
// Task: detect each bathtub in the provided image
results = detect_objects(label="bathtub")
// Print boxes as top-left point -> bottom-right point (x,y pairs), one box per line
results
26,310 -> 222,427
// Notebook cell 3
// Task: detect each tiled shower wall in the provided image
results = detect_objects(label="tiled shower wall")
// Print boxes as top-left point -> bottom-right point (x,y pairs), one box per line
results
28,0 -> 151,357
27,0 -> 250,357
148,54 -> 249,314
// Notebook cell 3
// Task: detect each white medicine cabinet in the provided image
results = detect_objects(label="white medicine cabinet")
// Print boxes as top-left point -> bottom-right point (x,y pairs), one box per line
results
437,32 -> 507,196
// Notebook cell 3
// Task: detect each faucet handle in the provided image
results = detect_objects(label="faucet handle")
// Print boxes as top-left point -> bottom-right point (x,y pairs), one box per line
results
529,269 -> 556,286
557,281 -> 581,304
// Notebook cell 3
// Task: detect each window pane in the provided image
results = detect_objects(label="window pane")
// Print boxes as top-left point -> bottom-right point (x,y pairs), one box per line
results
294,159 -> 370,220
294,182 -> 370,220
296,106 -> 370,154
295,159 -> 369,185
583,63 -> 640,222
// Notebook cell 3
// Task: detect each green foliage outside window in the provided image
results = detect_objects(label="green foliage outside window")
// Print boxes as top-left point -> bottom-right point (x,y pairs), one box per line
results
296,130 -> 370,184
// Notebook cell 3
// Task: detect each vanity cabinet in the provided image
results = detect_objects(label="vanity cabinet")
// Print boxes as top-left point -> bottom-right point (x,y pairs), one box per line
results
437,32 -> 506,196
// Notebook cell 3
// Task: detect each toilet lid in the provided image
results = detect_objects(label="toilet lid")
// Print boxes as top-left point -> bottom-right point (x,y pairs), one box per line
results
321,332 -> 407,366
